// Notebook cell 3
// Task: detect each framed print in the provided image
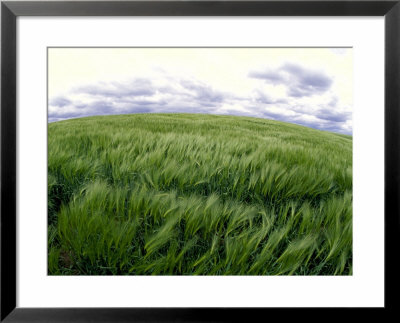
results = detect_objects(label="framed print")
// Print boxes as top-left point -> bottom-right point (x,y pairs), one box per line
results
1,0 -> 399,321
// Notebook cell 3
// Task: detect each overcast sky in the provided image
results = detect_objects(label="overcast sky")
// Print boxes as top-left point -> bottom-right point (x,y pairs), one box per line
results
48,48 -> 352,134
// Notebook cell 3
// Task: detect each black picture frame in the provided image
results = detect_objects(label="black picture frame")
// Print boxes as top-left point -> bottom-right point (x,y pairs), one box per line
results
1,0 -> 399,321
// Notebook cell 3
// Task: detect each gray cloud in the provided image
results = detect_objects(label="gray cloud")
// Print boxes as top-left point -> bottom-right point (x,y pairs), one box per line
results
258,107 -> 351,135
49,77 -> 230,120
253,90 -> 287,105
49,72 -> 351,135
315,108 -> 350,123
249,63 -> 333,98
49,97 -> 71,107
179,79 -> 227,104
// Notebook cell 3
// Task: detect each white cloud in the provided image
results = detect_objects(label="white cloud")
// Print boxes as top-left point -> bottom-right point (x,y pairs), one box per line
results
48,48 -> 353,134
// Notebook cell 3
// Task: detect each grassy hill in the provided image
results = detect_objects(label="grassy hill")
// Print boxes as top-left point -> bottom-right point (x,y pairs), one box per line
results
48,113 -> 352,275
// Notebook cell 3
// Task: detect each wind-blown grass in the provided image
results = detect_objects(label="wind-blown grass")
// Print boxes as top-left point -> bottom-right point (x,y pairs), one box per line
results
48,113 -> 352,275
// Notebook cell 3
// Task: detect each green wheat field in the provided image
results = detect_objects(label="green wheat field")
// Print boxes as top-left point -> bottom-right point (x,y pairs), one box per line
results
48,113 -> 352,275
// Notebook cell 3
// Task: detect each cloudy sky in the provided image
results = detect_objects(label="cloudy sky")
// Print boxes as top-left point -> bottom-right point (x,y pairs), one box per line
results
48,48 -> 352,134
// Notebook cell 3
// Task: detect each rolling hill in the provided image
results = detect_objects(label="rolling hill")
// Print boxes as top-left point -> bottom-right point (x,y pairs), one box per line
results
48,113 -> 352,275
